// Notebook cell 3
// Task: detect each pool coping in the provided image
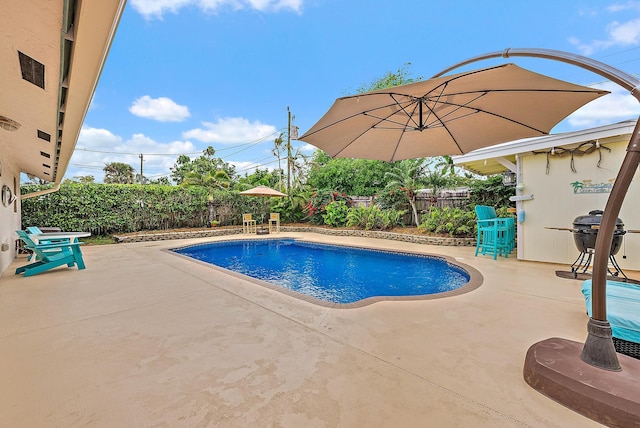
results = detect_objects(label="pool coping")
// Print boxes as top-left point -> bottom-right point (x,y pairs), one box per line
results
165,236 -> 484,309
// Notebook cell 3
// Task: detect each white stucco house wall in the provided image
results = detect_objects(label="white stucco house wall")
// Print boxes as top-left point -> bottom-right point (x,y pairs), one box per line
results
453,120 -> 640,271
0,0 -> 126,276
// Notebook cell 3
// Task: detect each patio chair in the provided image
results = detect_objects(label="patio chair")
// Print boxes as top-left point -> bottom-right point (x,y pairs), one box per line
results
474,205 -> 515,260
268,212 -> 280,233
242,213 -> 257,234
26,226 -> 71,260
15,230 -> 85,277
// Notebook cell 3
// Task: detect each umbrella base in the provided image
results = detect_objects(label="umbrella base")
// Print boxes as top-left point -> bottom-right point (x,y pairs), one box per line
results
523,337 -> 640,426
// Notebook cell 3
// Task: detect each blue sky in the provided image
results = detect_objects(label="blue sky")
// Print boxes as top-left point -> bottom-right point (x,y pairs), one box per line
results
68,0 -> 640,182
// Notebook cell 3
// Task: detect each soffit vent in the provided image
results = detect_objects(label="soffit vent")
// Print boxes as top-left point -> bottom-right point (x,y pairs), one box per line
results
37,130 -> 51,142
18,51 -> 45,89
0,115 -> 21,131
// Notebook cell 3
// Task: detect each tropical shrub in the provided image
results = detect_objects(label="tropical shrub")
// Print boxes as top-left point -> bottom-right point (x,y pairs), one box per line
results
346,205 -> 406,230
305,190 -> 351,225
467,174 -> 515,208
270,191 -> 310,223
322,200 -> 350,227
418,206 -> 476,237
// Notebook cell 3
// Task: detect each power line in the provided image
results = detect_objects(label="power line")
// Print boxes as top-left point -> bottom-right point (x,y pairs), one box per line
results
74,129 -> 286,157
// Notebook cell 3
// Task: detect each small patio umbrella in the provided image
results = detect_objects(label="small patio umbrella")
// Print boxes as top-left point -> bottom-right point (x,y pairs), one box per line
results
239,185 -> 286,198
299,63 -> 608,161
239,185 -> 286,231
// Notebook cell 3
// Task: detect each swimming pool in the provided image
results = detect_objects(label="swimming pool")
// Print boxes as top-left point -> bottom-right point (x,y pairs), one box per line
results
173,239 -> 479,306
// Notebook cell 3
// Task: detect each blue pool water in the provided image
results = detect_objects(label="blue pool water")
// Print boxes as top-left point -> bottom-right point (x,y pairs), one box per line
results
173,239 -> 470,304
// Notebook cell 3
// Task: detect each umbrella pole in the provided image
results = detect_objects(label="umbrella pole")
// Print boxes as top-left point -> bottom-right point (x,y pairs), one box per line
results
438,48 -> 640,425
436,47 -> 640,371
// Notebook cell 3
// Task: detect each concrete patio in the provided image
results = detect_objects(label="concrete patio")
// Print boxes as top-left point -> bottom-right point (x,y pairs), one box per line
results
0,232 -> 628,427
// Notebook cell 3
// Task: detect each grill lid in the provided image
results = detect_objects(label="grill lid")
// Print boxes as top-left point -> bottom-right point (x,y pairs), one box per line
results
573,209 -> 624,228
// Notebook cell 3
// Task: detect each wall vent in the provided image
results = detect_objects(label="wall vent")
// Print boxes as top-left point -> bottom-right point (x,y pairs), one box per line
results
37,130 -> 51,142
43,163 -> 51,169
40,151 -> 51,158
18,51 -> 45,89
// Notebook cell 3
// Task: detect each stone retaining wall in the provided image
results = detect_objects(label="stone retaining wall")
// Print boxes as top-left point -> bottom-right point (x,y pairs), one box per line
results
114,226 -> 476,246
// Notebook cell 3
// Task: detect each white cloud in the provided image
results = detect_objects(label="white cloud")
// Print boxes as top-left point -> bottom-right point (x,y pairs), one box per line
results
67,126 -> 198,182
131,0 -> 302,20
298,143 -> 317,153
570,12 -> 640,55
182,117 -> 278,143
129,96 -> 191,122
608,18 -> 640,45
566,82 -> 640,127
607,1 -> 640,13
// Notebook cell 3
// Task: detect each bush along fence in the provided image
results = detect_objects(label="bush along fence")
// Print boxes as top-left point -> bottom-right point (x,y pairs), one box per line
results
20,183 -> 266,236
21,182 -> 513,239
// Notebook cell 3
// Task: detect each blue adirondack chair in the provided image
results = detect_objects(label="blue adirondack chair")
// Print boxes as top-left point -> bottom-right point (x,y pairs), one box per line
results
474,205 -> 515,260
15,230 -> 86,277
25,226 -> 71,260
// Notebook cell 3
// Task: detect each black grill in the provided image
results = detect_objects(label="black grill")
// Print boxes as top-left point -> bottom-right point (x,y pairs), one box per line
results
572,210 -> 626,255
570,210 -> 628,279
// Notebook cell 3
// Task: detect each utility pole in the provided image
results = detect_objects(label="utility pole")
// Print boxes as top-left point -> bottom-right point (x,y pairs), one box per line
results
139,153 -> 144,184
286,106 -> 299,193
287,107 -> 292,193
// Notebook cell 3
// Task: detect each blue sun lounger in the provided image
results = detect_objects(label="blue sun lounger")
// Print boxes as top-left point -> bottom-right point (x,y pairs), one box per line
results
582,279 -> 640,359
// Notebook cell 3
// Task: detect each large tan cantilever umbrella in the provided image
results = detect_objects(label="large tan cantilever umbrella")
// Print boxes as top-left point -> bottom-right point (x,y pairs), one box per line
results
300,50 -> 638,422
299,63 -> 607,161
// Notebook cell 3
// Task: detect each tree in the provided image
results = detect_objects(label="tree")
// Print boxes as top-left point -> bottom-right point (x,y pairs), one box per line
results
181,169 -> 231,196
104,162 -> 135,184
468,175 -> 515,208
306,150 -> 394,196
170,146 -> 236,185
435,156 -> 456,175
272,134 -> 286,190
287,146 -> 310,192
149,176 -> 172,185
384,158 -> 429,226
237,168 -> 280,190
63,175 -> 95,184
356,63 -> 421,93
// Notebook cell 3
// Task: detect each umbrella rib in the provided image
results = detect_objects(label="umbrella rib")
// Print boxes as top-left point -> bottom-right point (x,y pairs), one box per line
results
304,96 -> 415,138
423,89 -> 590,134
387,95 -> 422,160
332,94 -> 419,158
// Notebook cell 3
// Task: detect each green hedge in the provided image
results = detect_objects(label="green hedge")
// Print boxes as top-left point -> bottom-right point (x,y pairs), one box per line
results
21,183 -> 282,235
20,183 -> 249,235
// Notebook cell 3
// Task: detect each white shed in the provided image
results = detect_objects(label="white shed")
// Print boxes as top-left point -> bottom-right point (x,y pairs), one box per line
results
453,120 -> 640,271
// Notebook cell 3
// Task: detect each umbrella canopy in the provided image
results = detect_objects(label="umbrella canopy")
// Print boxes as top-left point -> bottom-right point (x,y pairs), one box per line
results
239,185 -> 286,197
299,63 -> 608,161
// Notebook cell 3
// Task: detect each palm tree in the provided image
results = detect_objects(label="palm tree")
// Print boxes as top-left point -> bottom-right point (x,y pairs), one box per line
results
181,169 -> 231,198
103,162 -> 135,184
288,147 -> 309,192
272,134 -> 285,190
435,155 -> 456,175
384,158 -> 428,226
